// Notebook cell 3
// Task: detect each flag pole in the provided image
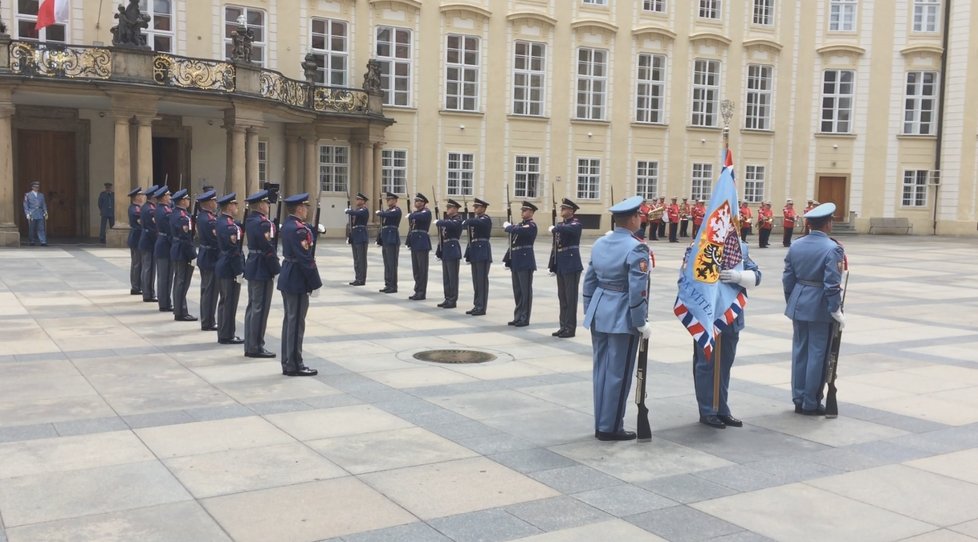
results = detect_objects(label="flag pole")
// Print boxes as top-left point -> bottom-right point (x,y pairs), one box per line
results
713,99 -> 736,412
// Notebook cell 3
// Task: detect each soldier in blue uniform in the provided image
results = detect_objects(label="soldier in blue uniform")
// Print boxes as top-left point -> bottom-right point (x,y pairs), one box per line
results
583,195 -> 652,441
436,199 -> 463,309
23,181 -> 48,246
783,202 -> 846,415
196,190 -> 219,331
277,193 -> 322,377
138,185 -> 160,302
345,192 -> 369,286
169,189 -> 198,322
407,193 -> 432,301
503,201 -> 537,327
98,183 -> 114,244
550,198 -> 583,338
154,186 -> 174,312
463,198 -> 492,316
376,192 -> 402,293
215,193 -> 245,345
127,187 -> 145,295
689,239 -> 762,429
243,190 -> 280,358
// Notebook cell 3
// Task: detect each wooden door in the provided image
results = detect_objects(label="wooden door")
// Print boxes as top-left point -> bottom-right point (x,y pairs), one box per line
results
817,176 -> 847,220
152,137 -> 181,188
17,130 -> 77,238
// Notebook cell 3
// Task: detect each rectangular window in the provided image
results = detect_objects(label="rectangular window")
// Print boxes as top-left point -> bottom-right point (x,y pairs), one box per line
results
691,59 -> 720,127
310,18 -> 348,86
318,145 -> 349,192
225,6 -> 266,66
16,1 -> 67,42
583,0 -> 607,4
576,48 -> 608,120
381,149 -> 408,195
376,26 -> 412,107
745,64 -> 773,130
821,70 -> 854,133
577,158 -> 601,200
743,165 -> 765,203
643,0 -> 666,13
691,163 -> 713,202
699,0 -> 721,19
513,156 -> 540,199
829,0 -> 857,32
913,0 -> 940,32
446,34 -> 480,112
139,0 -> 174,52
258,140 -> 268,184
902,170 -> 929,207
752,0 -> 774,25
636,161 -> 659,200
513,41 -> 546,116
904,71 -> 938,135
447,152 -> 474,197
636,53 -> 666,124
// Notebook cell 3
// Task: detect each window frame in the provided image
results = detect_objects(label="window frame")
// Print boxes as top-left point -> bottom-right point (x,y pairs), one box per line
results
745,64 -> 773,130
752,0 -> 774,26
636,53 -> 666,124
643,0 -> 666,13
575,47 -> 608,121
513,155 -> 540,199
224,5 -> 267,67
912,0 -> 940,33
743,165 -> 765,203
318,144 -> 349,193
381,149 -> 408,195
820,69 -> 855,134
375,25 -> 413,107
901,169 -> 929,207
576,158 -> 601,200
139,0 -> 174,52
512,40 -> 546,117
310,17 -> 349,87
445,34 -> 481,112
446,152 -> 475,197
15,1 -> 68,43
258,140 -> 268,185
699,0 -> 722,20
829,0 -> 857,32
903,71 -> 938,135
691,59 -> 720,127
691,162 -> 713,202
636,160 -> 659,200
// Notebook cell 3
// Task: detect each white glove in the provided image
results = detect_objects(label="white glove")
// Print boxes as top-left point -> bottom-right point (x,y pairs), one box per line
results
548,225 -> 555,233
637,322 -> 652,339
719,269 -> 757,289
503,221 -> 512,229
189,258 -> 197,267
310,289 -> 320,298
831,309 -> 846,330
375,210 -> 381,215
317,224 -> 326,234
344,208 -> 351,213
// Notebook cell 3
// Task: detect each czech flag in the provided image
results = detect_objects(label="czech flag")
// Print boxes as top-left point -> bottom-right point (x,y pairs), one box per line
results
36,0 -> 70,32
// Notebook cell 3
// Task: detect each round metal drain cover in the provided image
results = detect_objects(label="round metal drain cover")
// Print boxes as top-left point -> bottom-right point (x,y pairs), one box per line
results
413,349 -> 496,364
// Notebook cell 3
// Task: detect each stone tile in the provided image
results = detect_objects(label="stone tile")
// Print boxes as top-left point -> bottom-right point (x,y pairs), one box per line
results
951,519 -> 978,538
135,416 -> 294,458
573,484 -> 677,517
708,532 -> 777,542
625,505 -> 744,542
0,431 -> 154,479
510,519 -> 669,541
215,376 -> 340,404
202,478 -> 415,542
489,448 -> 579,474
4,501 -> 231,542
550,438 -> 734,483
264,404 -> 413,441
907,449 -> 978,485
341,522 -> 453,542
481,408 -> 596,447
184,403 -> 255,422
427,389 -> 565,421
637,473 -> 740,504
863,394 -> 978,427
122,409 -> 197,429
747,412 -> 908,447
307,427 -> 477,474
247,399 -> 316,415
653,420 -> 831,463
504,496 -> 611,532
0,423 -> 58,444
52,416 -> 129,436
0,396 -> 116,428
902,530 -> 978,542
807,464 -> 978,526
694,457 -> 842,493
427,509 -> 542,542
103,386 -> 236,416
693,483 -> 934,542
528,465 -> 623,494
359,457 -> 559,520
364,366 -> 478,389
0,461 -> 191,527
453,432 -> 538,455
300,393 -> 363,410
804,440 -> 935,472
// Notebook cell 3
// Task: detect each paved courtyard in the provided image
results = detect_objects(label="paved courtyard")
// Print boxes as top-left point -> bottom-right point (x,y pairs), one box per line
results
0,234 -> 977,542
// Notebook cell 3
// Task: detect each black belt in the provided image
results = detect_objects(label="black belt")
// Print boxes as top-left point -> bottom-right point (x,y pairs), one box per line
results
510,245 -> 533,250
557,245 -> 578,252
382,225 -> 397,229
471,238 -> 489,243
352,225 -> 366,229
598,282 -> 626,292
798,279 -> 822,287
282,257 -> 298,262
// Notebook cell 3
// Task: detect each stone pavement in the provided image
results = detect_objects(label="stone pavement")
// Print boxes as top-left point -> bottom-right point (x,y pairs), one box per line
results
0,235 -> 977,542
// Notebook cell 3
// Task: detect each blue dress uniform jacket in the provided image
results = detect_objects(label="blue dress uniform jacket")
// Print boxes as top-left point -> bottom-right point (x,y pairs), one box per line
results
169,207 -> 197,262
463,215 -> 493,262
345,207 -> 369,244
215,214 -> 245,279
504,219 -> 537,271
23,190 -> 47,219
377,206 -> 402,245
127,203 -> 142,249
138,202 -> 157,252
436,215 -> 463,260
406,208 -> 432,251
244,212 -> 281,281
552,218 -> 584,274
196,209 -> 219,272
154,203 -> 173,259
277,215 -> 323,294
583,228 -> 651,334
783,231 -> 844,322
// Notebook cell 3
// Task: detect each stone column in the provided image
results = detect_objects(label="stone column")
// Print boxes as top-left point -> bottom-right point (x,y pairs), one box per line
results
105,114 -> 133,248
285,134 -> 299,196
0,100 -> 18,246
246,126 -> 260,195
227,125 -> 246,216
303,135 -> 318,199
135,116 -> 154,187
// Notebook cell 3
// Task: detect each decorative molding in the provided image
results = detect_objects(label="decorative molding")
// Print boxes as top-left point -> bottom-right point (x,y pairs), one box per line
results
368,0 -> 422,11
631,25 -> 676,42
900,44 -> 944,57
688,31 -> 732,46
439,3 -> 492,20
506,11 -> 557,27
742,38 -> 783,52
570,19 -> 619,34
815,43 -> 866,56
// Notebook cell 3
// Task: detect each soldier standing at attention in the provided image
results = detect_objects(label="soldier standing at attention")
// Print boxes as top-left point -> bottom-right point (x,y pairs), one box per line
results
98,183 -> 114,244
504,201 -> 538,327
215,193 -> 244,345
656,196 -> 668,239
406,193 -> 432,301
679,197 -> 691,238
463,198 -> 492,316
802,199 -> 816,234
758,201 -> 774,248
23,181 -> 48,246
154,186 -> 174,313
647,197 -> 663,241
783,202 -> 846,415
638,199 -> 651,239
782,199 -> 796,247
127,187 -> 145,295
739,200 -> 753,243
692,199 -> 706,235
667,196 -> 681,243
436,199 -> 463,309
550,198 -> 583,338
169,189 -> 197,322
243,190 -> 280,358
196,190 -> 220,331
345,193 -> 369,286
376,192 -> 402,294
583,195 -> 652,441
138,185 -> 160,303
278,193 -> 322,377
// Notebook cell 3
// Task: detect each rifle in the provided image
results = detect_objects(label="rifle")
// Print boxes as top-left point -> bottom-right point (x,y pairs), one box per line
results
311,189 -> 323,258
547,181 -> 557,274
345,186 -> 352,245
503,183 -> 513,266
823,270 -> 849,418
610,185 -> 615,230
635,272 -> 652,441
376,190 -> 384,245
463,197 -> 471,245
432,184 -> 443,258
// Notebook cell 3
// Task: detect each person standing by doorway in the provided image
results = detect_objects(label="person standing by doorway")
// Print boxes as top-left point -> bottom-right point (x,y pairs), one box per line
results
127,187 -> 144,295
98,183 -> 114,244
23,181 -> 48,246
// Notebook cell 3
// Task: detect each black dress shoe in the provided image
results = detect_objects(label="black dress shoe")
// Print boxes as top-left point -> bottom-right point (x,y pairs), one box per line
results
557,330 -> 576,338
552,329 -> 565,337
379,288 -> 390,293
513,321 -> 529,327
353,282 -> 365,286
380,289 -> 396,294
218,337 -> 244,345
143,298 -> 157,303
201,325 -> 218,331
408,295 -> 425,300
699,415 -> 726,429
130,289 -> 142,295
465,309 -> 475,315
284,367 -> 318,377
159,307 -> 173,312
717,414 -> 743,427
174,315 -> 198,322
245,350 -> 276,358
441,303 -> 456,309
595,430 -> 637,441
800,406 -> 827,416
508,320 -> 518,326
469,311 -> 485,316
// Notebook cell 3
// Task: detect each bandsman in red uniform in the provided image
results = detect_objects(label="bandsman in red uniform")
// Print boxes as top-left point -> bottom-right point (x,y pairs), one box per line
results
782,199 -> 796,247
679,197 -> 691,238
739,200 -> 753,243
692,199 -> 706,235
667,196 -> 681,242
758,201 -> 774,248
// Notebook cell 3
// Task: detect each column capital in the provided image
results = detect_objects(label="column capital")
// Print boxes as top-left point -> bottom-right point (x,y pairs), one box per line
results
0,103 -> 15,119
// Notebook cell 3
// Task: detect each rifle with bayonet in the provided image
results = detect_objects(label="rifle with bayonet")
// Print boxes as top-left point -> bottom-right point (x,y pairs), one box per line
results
433,184 -> 443,259
635,271 -> 652,441
503,183 -> 513,266
345,186 -> 352,245
311,189 -> 323,258
375,190 -> 384,245
610,185 -> 615,231
823,270 -> 849,418
547,181 -> 557,274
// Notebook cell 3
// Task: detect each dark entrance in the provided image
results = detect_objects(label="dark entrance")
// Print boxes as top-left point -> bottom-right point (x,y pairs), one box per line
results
152,137 -> 182,189
16,129 -> 77,238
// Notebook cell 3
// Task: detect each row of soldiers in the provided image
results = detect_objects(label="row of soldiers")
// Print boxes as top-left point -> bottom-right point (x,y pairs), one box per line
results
126,185 -> 323,376
345,191 -> 584,337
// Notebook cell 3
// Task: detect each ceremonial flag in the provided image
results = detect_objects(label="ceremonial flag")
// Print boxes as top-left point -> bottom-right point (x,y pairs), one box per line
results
673,162 -> 748,360
36,0 -> 70,32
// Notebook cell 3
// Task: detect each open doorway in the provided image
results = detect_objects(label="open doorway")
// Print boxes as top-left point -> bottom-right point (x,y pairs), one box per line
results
152,136 -> 183,189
